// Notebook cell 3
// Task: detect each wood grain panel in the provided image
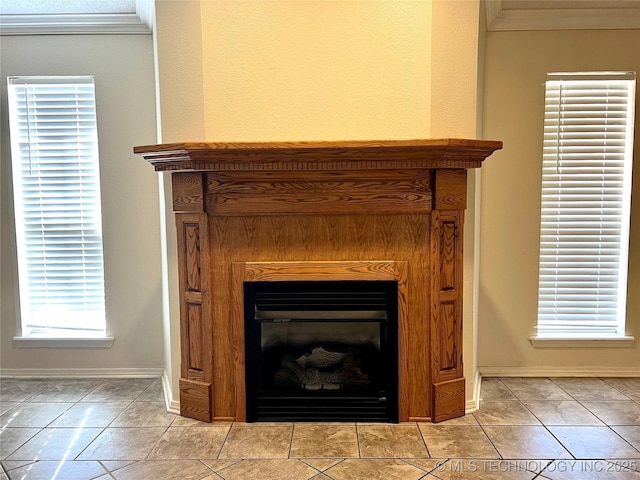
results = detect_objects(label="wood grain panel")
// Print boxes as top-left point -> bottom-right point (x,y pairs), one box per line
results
439,302 -> 457,371
206,170 -> 432,216
230,262 -> 247,422
244,261 -> 399,281
179,378 -> 212,422
430,210 -> 462,382
432,378 -> 465,423
394,261 -> 411,423
172,172 -> 204,212
184,291 -> 202,304
434,169 -> 467,210
187,303 -> 204,372
440,221 -> 456,290
208,215 -> 428,421
430,211 -> 443,381
184,223 -> 201,291
430,209 -> 464,421
176,212 -> 213,422
186,370 -> 204,381
208,169 -> 432,183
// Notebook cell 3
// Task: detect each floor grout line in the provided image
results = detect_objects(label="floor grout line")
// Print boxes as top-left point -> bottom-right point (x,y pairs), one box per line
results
1,377 -> 640,478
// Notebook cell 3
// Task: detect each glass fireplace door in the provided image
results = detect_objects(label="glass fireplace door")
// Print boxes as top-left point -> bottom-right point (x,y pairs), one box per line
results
244,280 -> 398,422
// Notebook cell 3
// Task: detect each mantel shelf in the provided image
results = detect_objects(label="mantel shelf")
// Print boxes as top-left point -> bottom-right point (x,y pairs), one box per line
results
134,138 -> 503,172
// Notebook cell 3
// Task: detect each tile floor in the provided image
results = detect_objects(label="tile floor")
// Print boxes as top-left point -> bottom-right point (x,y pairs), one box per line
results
1,377 -> 639,479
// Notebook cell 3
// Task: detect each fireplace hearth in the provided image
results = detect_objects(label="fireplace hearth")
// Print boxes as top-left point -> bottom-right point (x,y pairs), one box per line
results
135,139 -> 502,423
244,280 -> 398,422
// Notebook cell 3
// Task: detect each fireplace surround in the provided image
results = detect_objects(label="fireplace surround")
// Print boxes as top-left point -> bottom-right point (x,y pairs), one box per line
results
135,139 -> 502,423
243,279 -> 398,422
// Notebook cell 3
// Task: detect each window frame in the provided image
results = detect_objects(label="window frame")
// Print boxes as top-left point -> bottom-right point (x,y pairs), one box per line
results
7,75 -> 113,348
530,71 -> 636,348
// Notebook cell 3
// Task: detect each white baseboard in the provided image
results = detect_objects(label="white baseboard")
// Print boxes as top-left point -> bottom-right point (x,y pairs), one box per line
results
465,369 -> 481,414
478,366 -> 640,377
168,400 -> 180,413
161,370 -> 180,414
0,367 -> 164,378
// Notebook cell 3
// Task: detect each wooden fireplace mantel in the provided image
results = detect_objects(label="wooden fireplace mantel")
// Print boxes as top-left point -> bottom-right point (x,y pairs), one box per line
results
134,138 -> 501,172
135,139 -> 502,423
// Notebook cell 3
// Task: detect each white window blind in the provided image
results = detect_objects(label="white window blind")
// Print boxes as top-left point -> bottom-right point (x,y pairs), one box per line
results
536,72 -> 635,337
8,76 -> 107,337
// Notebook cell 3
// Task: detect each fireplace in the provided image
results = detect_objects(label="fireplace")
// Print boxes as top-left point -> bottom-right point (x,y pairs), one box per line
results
244,280 -> 398,422
134,139 -> 502,423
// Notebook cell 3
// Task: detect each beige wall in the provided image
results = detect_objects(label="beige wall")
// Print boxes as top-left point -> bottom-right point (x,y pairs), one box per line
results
155,0 -> 486,404
0,34 -> 163,371
480,29 -> 640,373
199,0 -> 432,141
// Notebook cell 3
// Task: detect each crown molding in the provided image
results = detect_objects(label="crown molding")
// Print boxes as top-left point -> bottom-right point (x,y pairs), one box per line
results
486,0 -> 640,31
0,0 -> 152,35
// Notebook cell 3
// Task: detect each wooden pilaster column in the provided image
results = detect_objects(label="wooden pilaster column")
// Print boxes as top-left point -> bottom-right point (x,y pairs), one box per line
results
430,169 -> 466,422
172,172 -> 213,422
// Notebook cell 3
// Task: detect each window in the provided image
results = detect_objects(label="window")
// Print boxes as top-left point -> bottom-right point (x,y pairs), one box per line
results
535,72 -> 636,339
8,76 -> 107,339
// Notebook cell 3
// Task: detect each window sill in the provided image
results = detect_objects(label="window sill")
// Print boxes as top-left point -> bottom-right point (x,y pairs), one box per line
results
529,335 -> 635,349
13,336 -> 114,349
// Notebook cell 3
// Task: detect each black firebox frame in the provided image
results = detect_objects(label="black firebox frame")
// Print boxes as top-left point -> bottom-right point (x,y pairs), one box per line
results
244,280 -> 399,423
